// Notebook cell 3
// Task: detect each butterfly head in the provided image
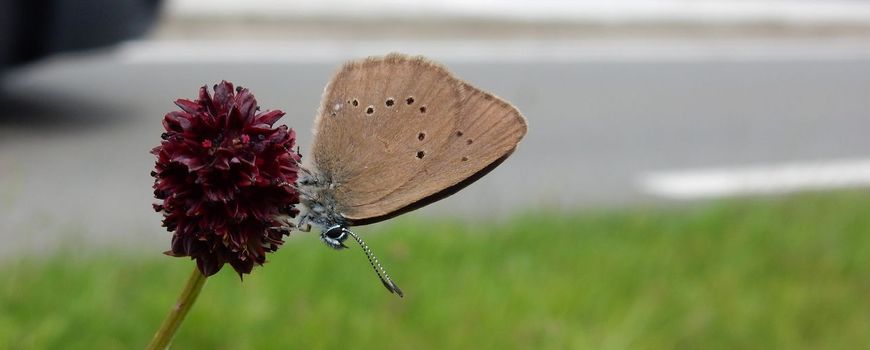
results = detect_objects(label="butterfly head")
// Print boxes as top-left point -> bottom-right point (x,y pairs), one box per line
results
321,224 -> 350,249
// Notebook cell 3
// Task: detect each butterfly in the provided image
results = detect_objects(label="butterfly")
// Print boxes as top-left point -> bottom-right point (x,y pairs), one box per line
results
296,53 -> 527,297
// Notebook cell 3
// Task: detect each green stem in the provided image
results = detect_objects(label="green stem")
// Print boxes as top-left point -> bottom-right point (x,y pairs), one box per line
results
147,267 -> 207,350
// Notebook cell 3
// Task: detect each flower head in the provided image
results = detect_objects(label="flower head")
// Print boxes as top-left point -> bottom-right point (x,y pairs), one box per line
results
151,81 -> 301,277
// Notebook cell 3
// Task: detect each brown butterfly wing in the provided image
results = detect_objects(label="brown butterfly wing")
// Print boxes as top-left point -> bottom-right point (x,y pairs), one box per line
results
311,54 -> 463,219
313,53 -> 527,225
345,82 -> 528,224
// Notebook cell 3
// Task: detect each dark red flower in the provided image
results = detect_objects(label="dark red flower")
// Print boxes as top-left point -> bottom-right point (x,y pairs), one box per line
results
151,81 -> 301,277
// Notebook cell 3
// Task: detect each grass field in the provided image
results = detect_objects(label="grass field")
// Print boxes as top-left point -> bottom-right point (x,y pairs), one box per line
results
2,191 -> 870,349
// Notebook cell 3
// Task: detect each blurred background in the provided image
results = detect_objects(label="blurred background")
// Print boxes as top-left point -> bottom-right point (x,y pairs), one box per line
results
1,0 -> 869,349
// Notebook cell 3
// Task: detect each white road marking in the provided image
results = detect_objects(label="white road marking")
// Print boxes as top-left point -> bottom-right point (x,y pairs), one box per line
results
639,159 -> 870,199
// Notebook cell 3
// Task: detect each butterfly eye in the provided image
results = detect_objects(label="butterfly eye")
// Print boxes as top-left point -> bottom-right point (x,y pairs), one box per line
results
325,226 -> 346,240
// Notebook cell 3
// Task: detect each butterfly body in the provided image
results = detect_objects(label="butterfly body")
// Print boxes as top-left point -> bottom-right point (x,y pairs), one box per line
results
297,169 -> 345,230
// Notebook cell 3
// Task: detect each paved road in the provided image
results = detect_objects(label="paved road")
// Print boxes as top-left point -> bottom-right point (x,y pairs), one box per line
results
2,40 -> 869,256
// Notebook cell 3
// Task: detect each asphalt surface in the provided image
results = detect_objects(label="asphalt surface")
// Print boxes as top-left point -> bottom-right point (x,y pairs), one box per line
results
2,40 -> 869,257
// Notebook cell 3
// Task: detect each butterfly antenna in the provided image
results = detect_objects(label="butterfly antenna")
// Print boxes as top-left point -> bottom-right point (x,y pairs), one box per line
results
344,229 -> 404,298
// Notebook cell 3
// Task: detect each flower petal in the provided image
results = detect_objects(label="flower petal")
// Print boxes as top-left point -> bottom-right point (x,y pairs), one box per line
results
255,110 -> 285,126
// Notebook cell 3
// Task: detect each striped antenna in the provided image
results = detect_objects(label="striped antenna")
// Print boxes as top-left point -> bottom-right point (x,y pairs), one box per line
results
344,228 -> 404,298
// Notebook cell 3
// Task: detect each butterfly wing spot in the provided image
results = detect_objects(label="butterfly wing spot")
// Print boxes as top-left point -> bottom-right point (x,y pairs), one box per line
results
385,98 -> 395,107
352,99 -> 359,107
416,151 -> 425,159
417,132 -> 426,141
405,96 -> 415,105
419,106 -> 427,114
366,106 -> 375,115
466,139 -> 473,145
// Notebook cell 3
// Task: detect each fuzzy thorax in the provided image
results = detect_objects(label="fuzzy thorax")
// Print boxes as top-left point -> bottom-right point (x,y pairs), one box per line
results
296,167 -> 346,231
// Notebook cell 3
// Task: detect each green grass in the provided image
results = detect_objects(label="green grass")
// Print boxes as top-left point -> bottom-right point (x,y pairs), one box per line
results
2,191 -> 870,349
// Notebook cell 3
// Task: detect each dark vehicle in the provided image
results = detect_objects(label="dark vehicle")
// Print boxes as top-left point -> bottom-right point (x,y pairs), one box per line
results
0,0 -> 160,72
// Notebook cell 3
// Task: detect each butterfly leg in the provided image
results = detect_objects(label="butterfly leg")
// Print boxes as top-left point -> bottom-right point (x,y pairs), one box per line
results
297,212 -> 312,232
